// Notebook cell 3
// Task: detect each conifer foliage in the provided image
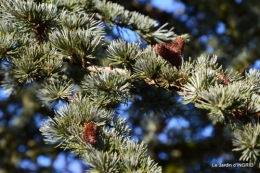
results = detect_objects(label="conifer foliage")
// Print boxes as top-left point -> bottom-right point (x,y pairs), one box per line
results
1,0 -> 260,172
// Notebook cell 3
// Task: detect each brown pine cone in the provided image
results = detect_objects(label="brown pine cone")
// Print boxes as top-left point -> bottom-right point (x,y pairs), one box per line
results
155,37 -> 185,68
83,122 -> 99,145
217,73 -> 230,85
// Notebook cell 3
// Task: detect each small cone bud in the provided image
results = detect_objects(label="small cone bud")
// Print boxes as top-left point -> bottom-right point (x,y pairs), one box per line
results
83,122 -> 99,145
217,73 -> 230,85
155,37 -> 185,68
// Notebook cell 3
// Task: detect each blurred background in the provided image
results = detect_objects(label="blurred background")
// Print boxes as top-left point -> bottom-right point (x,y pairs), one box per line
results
1,0 -> 260,172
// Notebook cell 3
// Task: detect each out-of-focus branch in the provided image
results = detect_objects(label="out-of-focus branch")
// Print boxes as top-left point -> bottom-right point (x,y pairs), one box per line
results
86,65 -> 127,74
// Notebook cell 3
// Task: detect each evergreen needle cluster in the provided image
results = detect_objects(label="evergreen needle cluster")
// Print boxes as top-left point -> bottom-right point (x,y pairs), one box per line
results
1,0 -> 260,171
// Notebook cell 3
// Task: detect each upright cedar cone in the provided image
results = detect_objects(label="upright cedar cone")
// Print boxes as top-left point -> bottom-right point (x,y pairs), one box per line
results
83,122 -> 99,145
217,73 -> 230,85
155,37 -> 185,68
